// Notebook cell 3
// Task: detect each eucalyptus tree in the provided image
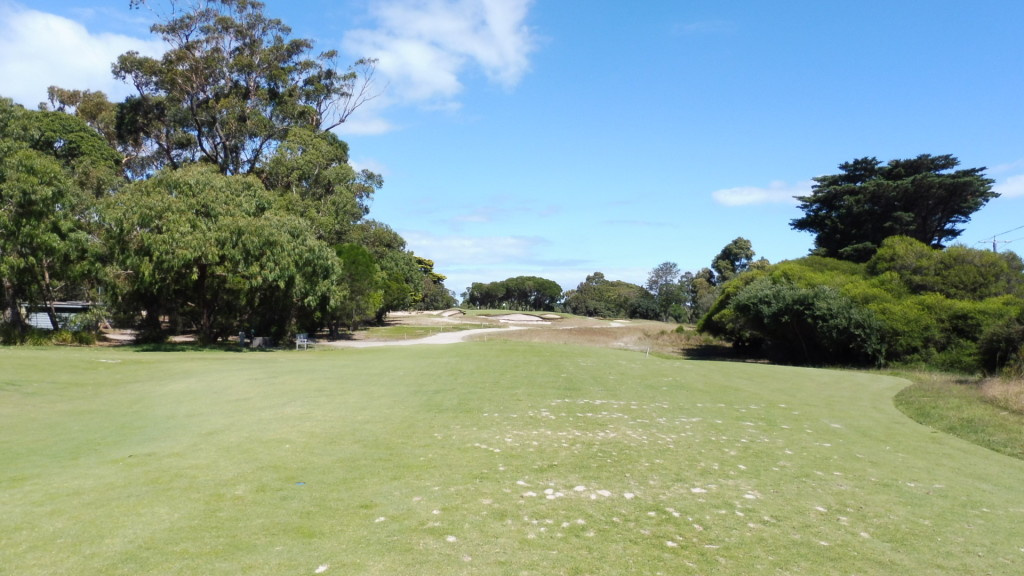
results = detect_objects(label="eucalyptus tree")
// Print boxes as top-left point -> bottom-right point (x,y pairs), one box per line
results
645,262 -> 686,322
262,128 -> 380,245
115,0 -> 378,177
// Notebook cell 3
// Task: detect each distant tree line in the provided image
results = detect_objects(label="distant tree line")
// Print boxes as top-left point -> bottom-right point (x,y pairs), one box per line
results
560,237 -> 767,322
464,276 -> 563,311
471,153 -> 1023,375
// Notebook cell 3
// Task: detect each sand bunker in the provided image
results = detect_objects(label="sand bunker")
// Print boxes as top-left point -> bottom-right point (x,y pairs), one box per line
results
490,313 -> 550,323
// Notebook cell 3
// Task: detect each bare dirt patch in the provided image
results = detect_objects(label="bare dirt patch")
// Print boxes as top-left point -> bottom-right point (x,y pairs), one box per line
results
375,311 -> 730,357
467,321 -> 712,355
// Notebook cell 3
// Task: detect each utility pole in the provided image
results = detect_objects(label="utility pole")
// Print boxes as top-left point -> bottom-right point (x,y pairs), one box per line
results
978,225 -> 1024,252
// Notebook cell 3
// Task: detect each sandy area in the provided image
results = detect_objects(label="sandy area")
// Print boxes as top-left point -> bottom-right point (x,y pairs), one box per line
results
320,326 -> 525,348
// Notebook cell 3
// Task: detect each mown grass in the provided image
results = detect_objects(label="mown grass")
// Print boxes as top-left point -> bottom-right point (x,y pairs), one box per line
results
2,343 -> 1023,575
894,371 -> 1024,460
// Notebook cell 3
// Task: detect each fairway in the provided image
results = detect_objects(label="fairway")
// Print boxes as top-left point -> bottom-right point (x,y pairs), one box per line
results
1,343 -> 1022,575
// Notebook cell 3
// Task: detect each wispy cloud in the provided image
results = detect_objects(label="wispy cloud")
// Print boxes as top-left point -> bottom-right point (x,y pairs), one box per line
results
711,180 -> 811,206
445,198 -> 559,228
0,2 -> 163,107
994,174 -> 1024,198
399,230 -> 651,291
402,230 -> 548,266
341,0 -> 536,131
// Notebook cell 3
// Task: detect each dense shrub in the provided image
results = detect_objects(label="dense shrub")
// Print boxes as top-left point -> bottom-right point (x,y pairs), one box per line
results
699,240 -> 1024,372
723,277 -> 885,365
978,312 -> 1024,376
868,236 -> 1024,300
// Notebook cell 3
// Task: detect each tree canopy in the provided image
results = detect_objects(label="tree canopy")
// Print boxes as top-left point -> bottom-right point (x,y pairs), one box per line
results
465,276 -> 562,311
1,99 -> 112,332
791,154 -> 997,262
110,0 -> 378,177
1,0 -> 455,344
698,238 -> 1024,372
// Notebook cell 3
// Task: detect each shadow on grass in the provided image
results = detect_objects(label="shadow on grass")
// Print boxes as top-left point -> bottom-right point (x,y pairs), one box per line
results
679,343 -> 766,363
129,341 -> 259,353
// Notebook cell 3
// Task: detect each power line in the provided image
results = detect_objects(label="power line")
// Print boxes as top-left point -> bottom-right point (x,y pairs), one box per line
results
992,224 -> 1024,238
977,224 -> 1024,252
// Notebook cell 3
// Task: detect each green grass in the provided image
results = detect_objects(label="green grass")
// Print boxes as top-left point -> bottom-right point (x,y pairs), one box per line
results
2,343 -> 1023,575
894,371 -> 1024,460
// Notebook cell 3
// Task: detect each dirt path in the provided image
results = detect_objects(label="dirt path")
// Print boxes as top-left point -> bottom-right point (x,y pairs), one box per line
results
319,326 -> 525,348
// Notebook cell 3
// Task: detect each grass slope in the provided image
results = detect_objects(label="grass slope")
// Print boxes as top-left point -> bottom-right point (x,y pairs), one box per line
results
2,343 -> 1022,575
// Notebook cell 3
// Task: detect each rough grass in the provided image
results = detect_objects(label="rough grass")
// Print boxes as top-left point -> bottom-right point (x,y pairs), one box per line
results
894,371 -> 1024,460
980,377 -> 1024,414
3,344 -> 1024,575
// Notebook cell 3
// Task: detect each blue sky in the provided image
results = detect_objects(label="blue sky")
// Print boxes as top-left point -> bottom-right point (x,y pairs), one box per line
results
3,0 -> 1023,294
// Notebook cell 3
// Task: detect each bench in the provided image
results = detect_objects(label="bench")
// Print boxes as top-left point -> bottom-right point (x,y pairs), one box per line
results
296,333 -> 312,350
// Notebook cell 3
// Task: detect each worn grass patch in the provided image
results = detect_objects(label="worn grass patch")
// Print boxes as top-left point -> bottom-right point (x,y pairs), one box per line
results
2,344 -> 1023,575
468,321 -> 722,357
361,322 -> 496,341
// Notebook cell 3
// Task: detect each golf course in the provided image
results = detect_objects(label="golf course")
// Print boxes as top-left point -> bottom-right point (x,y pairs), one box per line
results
2,336 -> 1022,575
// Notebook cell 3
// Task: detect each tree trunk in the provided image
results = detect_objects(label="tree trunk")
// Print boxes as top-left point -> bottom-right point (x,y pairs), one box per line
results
3,277 -> 26,333
36,264 -> 61,331
196,262 -> 212,344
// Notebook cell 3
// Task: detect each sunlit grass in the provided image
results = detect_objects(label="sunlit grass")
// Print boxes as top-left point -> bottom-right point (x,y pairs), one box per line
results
2,344 -> 1023,575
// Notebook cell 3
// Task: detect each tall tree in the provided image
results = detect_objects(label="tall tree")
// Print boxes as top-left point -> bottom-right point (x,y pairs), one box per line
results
102,164 -> 339,343
791,154 -> 996,262
645,262 -> 685,322
563,272 -> 651,319
113,0 -> 378,177
712,237 -> 755,283
350,220 -> 425,321
415,257 -> 457,310
334,243 -> 383,332
0,99 -> 118,331
262,128 -> 380,245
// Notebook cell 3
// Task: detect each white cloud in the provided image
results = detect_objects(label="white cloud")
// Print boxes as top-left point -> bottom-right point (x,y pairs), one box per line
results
343,0 -> 536,109
994,174 -> 1024,198
0,3 -> 164,107
402,230 -> 547,266
711,180 -> 811,206
399,230 -> 553,292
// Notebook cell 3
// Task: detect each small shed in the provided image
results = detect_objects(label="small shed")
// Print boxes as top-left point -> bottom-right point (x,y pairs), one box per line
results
25,301 -> 94,331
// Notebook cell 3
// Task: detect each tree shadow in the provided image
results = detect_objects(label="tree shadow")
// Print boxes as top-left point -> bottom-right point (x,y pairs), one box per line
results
130,341 -> 254,353
679,343 -> 766,363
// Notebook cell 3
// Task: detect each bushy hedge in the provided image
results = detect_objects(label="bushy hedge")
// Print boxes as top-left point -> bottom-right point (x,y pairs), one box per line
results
699,237 -> 1024,372
727,278 -> 885,365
